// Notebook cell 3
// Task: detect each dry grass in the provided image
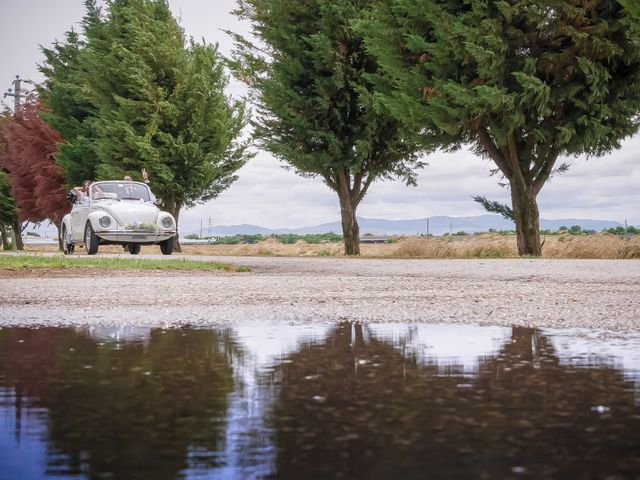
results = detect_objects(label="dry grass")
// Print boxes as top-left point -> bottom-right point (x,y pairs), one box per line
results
388,233 -> 640,259
19,233 -> 640,259
541,233 -> 640,259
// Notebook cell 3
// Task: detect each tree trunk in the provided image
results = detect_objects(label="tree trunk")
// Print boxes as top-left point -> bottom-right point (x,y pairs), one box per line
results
54,221 -> 63,252
337,186 -> 360,256
172,206 -> 182,253
0,225 -> 8,250
163,194 -> 182,253
477,129 -> 554,258
510,179 -> 541,256
11,219 -> 24,250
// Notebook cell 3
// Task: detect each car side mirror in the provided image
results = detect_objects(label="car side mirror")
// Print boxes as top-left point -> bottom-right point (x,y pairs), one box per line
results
66,190 -> 78,205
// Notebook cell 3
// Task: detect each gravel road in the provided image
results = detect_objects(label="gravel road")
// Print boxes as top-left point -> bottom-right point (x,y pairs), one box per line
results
1,255 -> 639,331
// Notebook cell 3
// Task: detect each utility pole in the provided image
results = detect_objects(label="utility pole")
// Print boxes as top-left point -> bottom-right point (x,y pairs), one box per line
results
200,219 -> 203,239
3,75 -> 27,251
4,75 -> 25,114
426,217 -> 430,236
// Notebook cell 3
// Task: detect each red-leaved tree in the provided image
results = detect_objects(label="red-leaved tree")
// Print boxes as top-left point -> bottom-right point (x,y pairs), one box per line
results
1,98 -> 68,249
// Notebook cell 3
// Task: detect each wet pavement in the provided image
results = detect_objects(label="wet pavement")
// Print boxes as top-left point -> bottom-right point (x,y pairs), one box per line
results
1,322 -> 639,479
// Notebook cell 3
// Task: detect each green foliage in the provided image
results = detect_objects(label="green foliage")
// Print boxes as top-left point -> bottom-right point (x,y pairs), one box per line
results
39,30 -> 96,188
40,0 -> 250,219
364,0 -> 640,158
0,170 -> 17,228
606,226 -> 626,235
215,234 -> 265,245
472,195 -> 514,221
232,0 -> 424,181
0,112 -> 18,230
215,232 -> 343,245
605,225 -> 638,235
468,247 -> 510,259
274,232 -> 342,244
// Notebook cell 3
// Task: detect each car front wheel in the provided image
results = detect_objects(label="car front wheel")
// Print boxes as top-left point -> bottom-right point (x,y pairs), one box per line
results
85,222 -> 99,255
62,226 -> 74,255
159,237 -> 174,255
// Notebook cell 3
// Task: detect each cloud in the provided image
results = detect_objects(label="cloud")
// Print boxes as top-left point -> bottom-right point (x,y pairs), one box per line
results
184,135 -> 640,228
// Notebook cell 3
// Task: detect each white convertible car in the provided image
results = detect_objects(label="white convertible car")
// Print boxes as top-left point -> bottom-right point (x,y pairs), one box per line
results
61,180 -> 177,255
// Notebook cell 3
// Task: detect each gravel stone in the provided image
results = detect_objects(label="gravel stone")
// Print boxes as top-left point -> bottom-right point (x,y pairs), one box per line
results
1,255 -> 638,331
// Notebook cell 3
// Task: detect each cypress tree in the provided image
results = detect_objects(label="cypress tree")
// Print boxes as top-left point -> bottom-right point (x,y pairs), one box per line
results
230,0 -> 425,255
362,0 -> 640,256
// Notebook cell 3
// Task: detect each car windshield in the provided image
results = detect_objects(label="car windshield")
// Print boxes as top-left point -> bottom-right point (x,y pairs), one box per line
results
91,182 -> 152,202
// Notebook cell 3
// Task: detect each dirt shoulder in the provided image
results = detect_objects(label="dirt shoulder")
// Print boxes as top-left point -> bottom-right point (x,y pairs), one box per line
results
1,256 -> 638,332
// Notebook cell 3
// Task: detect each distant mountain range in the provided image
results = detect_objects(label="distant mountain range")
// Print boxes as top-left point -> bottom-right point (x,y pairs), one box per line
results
181,215 -> 624,237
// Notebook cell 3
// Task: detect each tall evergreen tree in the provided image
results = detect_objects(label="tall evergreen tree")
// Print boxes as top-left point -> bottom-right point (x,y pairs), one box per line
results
362,0 -> 640,256
40,0 -> 250,249
230,0 -> 425,255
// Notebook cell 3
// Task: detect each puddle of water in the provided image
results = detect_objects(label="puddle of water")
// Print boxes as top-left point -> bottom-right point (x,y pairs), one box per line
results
0,322 -> 639,479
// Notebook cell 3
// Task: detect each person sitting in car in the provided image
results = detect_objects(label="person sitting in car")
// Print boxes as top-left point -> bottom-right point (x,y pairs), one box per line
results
69,180 -> 92,204
73,180 -> 91,197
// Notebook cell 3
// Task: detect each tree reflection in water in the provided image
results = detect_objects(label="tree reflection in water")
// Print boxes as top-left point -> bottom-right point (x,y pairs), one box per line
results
0,327 -> 239,480
269,323 -> 640,480
1,323 -> 639,480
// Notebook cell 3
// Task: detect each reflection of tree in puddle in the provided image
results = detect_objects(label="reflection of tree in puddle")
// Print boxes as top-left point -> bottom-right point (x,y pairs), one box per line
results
269,323 -> 640,479
0,327 -> 239,480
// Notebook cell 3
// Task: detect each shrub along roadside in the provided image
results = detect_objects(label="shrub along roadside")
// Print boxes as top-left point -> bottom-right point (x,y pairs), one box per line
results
186,233 -> 343,245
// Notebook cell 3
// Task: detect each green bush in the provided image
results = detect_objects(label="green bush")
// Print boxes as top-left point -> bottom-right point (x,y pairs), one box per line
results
215,232 -> 343,245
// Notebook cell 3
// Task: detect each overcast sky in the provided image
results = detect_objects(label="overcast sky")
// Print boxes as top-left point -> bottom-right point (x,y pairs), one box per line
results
1,0 -> 638,228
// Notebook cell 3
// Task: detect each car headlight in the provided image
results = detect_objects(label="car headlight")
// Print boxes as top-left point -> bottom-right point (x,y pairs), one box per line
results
161,216 -> 174,229
99,216 -> 112,228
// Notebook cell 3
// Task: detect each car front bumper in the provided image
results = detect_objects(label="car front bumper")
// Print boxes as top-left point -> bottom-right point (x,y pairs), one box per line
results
96,229 -> 176,243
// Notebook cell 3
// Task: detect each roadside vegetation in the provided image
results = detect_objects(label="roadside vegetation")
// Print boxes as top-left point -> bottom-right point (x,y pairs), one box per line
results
173,232 -> 640,259
0,255 -> 246,273
184,232 -> 343,245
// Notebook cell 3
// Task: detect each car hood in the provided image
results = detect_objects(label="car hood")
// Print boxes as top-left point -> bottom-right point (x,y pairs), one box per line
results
94,201 -> 159,227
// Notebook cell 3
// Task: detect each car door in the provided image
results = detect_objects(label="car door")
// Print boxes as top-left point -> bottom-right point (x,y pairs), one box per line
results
72,195 -> 91,242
